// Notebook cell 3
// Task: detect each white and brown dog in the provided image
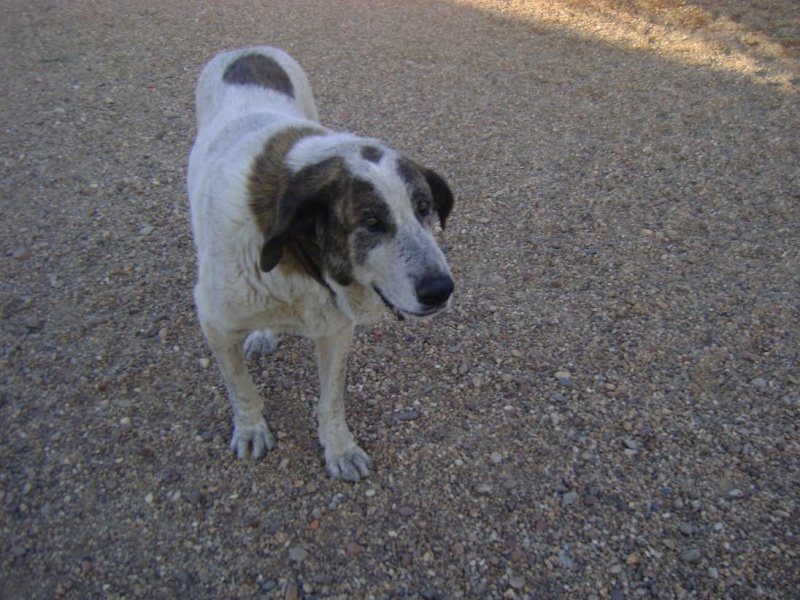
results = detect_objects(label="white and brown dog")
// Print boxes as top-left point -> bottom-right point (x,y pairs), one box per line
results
187,47 -> 454,481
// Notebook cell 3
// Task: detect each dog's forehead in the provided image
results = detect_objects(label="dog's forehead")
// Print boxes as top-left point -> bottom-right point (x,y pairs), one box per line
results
345,145 -> 429,205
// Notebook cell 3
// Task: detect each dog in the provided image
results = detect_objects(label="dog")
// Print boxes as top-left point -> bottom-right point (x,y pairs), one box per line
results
187,47 -> 454,482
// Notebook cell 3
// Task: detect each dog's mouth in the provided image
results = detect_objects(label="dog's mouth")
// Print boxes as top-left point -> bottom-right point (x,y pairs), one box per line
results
373,285 -> 446,321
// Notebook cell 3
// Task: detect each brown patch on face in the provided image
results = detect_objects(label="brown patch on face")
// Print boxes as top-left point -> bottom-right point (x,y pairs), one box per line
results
345,179 -> 396,266
253,142 -> 354,287
223,53 -> 294,97
360,145 -> 384,163
248,126 -> 325,236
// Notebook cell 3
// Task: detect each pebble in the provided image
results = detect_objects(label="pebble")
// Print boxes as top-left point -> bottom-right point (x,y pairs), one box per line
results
561,491 -> 579,507
261,580 -> 278,592
398,505 -> 415,517
288,546 -> 308,563
345,541 -> 361,556
12,247 -> 31,259
680,547 -> 702,563
679,522 -> 695,536
475,483 -> 492,495
558,548 -> 576,570
554,370 -> 571,386
490,451 -> 503,465
199,358 -> 210,369
751,377 -> 767,391
139,224 -> 155,236
161,470 -> 182,484
396,409 -> 420,421
623,438 -> 640,450
508,574 -> 525,589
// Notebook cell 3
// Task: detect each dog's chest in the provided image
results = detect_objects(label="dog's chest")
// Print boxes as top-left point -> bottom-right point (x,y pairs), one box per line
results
251,268 -> 384,336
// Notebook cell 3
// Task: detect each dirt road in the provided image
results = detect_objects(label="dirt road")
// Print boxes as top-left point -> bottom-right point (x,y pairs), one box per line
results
2,1 -> 798,598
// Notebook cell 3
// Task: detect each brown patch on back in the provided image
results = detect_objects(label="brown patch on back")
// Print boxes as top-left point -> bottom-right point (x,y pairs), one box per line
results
223,53 -> 294,97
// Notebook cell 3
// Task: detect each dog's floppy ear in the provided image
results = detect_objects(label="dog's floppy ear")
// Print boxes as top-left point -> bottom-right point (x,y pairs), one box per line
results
422,168 -> 454,230
259,197 -> 324,272
259,157 -> 344,273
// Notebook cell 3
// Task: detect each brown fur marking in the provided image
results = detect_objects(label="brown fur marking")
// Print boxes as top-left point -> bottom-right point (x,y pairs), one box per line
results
223,54 -> 295,97
248,126 -> 325,235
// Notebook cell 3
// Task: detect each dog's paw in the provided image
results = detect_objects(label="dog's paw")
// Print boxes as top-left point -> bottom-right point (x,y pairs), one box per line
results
325,445 -> 371,482
230,419 -> 275,459
243,330 -> 281,360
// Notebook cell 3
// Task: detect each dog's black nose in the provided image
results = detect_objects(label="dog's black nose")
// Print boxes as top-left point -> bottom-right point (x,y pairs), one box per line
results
416,273 -> 454,308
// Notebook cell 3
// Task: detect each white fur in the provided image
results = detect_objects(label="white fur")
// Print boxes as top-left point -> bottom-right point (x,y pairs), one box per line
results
187,47 -> 452,481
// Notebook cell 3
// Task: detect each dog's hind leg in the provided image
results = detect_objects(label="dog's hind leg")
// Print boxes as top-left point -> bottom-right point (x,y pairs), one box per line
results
201,320 -> 276,459
315,324 -> 371,482
243,329 -> 281,360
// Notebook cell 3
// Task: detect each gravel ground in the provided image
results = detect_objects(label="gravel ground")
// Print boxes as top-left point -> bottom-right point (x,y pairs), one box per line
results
2,1 -> 798,598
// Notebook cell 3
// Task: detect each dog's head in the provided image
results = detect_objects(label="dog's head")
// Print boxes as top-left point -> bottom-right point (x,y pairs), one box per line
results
256,137 -> 454,318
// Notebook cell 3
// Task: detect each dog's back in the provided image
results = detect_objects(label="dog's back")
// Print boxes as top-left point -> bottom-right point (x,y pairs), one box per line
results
194,46 -> 319,133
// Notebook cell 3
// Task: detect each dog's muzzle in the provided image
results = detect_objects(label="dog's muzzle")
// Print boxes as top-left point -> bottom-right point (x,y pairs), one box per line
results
374,273 -> 454,321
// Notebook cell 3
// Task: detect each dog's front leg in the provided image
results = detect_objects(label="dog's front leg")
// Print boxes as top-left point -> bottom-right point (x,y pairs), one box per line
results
201,321 -> 275,459
315,324 -> 371,482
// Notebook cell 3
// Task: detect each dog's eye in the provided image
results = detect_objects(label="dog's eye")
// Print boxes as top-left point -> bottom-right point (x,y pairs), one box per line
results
417,199 -> 432,216
363,215 -> 385,233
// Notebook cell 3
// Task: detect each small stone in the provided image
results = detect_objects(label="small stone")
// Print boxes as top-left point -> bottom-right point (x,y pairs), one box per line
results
139,224 -> 155,236
680,547 -> 701,563
119,417 -> 132,429
396,409 -> 420,421
561,491 -> 579,507
610,589 -> 624,600
284,583 -> 299,600
12,247 -> 31,260
751,377 -> 767,391
289,546 -> 308,563
626,553 -> 640,566
144,493 -> 154,504
161,470 -> 182,484
398,505 -> 415,517
554,371 -> 571,386
261,580 -> 278,592
490,452 -> 503,465
508,575 -> 525,589
623,438 -> 640,450
345,541 -> 361,556
199,358 -> 210,369
557,548 -> 576,570
475,483 -> 492,495
679,522 -> 695,536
